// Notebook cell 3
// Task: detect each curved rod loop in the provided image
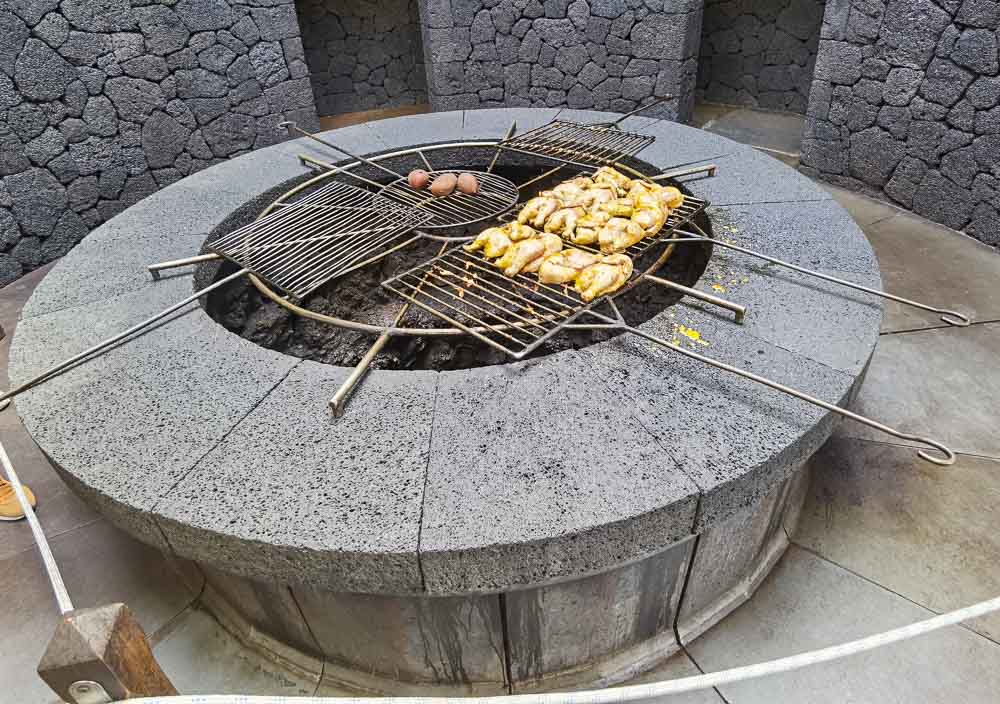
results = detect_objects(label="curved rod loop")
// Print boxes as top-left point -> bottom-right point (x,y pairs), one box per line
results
939,311 -> 972,327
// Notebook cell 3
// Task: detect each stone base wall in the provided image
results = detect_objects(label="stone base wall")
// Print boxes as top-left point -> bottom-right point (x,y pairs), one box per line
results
0,0 -> 319,286
698,0 -> 824,114
417,0 -> 705,122
297,0 -> 427,116
801,0 -> 1000,245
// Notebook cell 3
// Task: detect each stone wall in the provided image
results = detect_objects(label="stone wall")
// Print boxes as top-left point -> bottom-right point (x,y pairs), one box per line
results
297,0 -> 427,116
417,0 -> 705,122
0,0 -> 319,286
697,0 -> 825,113
800,0 -> 1000,245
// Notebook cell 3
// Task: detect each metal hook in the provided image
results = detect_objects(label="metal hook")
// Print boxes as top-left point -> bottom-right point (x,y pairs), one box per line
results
939,310 -> 971,327
908,435 -> 957,466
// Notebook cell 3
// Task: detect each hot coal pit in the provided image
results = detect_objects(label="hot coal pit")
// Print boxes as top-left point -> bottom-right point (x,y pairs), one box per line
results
199,147 -> 715,371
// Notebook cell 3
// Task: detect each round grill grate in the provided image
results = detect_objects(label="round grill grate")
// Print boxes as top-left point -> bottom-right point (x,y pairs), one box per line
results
378,170 -> 519,230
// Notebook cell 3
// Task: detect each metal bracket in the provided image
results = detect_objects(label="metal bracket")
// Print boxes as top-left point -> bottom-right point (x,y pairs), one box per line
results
68,681 -> 112,704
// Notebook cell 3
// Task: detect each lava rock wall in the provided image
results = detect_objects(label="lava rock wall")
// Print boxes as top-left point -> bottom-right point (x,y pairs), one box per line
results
297,0 -> 427,116
801,0 -> 1000,244
0,0 -> 320,286
417,0 -> 705,122
697,0 -> 825,113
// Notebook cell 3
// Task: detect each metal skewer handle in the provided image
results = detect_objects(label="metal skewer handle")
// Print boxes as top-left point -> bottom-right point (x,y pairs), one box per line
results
679,225 -> 971,327
280,121 -> 405,179
616,322 -> 956,466
643,273 -> 746,323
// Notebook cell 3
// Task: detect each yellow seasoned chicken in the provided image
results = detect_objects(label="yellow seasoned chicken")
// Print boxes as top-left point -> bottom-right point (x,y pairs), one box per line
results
522,233 -> 564,273
593,166 -> 633,194
598,198 -> 635,217
537,248 -> 600,284
549,182 -> 589,206
632,204 -> 666,236
463,226 -> 512,258
496,237 -> 547,277
576,254 -> 634,302
570,210 -> 610,245
628,181 -> 685,211
507,221 -> 538,241
660,185 -> 684,209
598,217 -> 645,253
518,196 -> 560,228
579,186 -> 616,208
544,206 -> 585,238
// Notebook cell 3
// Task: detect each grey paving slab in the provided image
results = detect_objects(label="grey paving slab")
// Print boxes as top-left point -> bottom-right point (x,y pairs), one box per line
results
796,436 -> 1000,642
19,232 -> 206,319
364,109 -> 465,149
838,323 -> 1000,459
625,119 -> 752,171
623,651 -> 727,704
10,284 -> 299,547
863,214 -> 1000,333
709,200 -> 881,275
155,360 -> 434,594
675,148 -> 833,206
460,106 -> 562,139
820,183 -> 901,227
0,518 -> 198,704
701,108 -> 805,156
579,304 -> 856,531
687,546 -> 1000,704
420,350 -> 700,594
153,607 -> 317,697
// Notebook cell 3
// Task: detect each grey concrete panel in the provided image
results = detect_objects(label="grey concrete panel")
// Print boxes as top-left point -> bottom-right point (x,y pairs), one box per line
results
420,351 -> 700,594
295,586 -> 508,692
506,539 -> 693,690
365,110 -> 466,149
679,148 -> 834,206
155,360 -> 434,594
459,107 -> 563,139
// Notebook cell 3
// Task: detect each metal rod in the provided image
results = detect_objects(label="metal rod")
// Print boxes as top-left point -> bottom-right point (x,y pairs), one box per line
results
148,253 -> 220,279
329,242 -> 448,416
298,154 -> 385,189
515,164 -> 564,191
417,149 -> 434,172
0,269 -> 249,403
643,273 -> 746,324
0,440 -> 74,614
281,121 -> 405,179
653,164 -> 718,181
609,95 -> 671,126
488,121 -> 516,174
682,224 -> 971,327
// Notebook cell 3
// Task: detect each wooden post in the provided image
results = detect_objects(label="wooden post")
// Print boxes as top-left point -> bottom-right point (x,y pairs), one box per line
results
37,603 -> 177,702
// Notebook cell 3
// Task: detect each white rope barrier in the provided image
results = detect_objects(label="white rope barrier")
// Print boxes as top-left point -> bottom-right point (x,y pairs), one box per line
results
128,593 -> 1000,704
0,437 -> 74,614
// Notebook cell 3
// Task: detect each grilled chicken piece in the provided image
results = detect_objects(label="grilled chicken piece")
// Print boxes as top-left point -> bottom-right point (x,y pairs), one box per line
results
593,166 -> 633,194
550,182 -> 589,206
507,222 -> 538,241
571,210 -> 611,246
522,233 -> 564,273
660,185 -> 685,209
628,181 -> 685,210
579,187 -> 616,208
518,196 -> 561,228
537,248 -> 600,284
632,205 -> 667,236
598,217 -> 645,253
496,237 -> 547,277
598,198 -> 635,218
576,254 -> 634,302
544,206 -> 586,239
463,226 -> 513,258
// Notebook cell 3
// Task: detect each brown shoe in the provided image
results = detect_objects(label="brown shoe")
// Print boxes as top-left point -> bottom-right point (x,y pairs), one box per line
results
0,478 -> 36,521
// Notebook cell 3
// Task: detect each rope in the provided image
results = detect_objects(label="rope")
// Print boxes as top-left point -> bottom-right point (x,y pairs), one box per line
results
0,438 -> 74,614
126,593 -> 1000,703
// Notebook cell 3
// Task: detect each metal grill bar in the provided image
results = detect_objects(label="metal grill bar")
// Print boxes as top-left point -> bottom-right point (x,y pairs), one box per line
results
498,120 -> 655,168
379,171 -> 519,230
209,180 -> 432,300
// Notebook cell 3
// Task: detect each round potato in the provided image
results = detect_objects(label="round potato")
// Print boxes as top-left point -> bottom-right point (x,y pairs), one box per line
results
429,172 -> 458,197
407,169 -> 430,189
456,172 -> 479,194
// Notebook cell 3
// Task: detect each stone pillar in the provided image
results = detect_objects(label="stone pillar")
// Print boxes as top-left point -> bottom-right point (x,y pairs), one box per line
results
417,0 -> 705,122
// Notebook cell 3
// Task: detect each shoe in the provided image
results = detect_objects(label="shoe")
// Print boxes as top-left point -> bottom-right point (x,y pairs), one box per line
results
0,478 -> 36,521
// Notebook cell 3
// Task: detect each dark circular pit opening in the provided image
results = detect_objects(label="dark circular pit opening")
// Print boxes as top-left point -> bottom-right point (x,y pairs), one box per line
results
200,144 -> 715,371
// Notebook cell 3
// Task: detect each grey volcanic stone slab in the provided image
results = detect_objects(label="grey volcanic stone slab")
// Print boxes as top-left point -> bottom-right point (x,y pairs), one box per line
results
577,303 -> 856,530
20,231 -> 206,319
11,282 -> 298,547
156,361 -> 435,594
365,110 -> 465,150
460,107 -> 562,139
679,149 -> 833,206
420,351 -> 699,594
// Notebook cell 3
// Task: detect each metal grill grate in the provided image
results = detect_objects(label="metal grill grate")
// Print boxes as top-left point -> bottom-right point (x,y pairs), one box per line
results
378,170 -> 519,230
498,120 -> 656,168
209,180 -> 432,300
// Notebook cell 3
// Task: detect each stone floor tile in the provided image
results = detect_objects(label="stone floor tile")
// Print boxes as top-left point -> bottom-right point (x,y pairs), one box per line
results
820,184 -> 901,227
796,436 -> 1000,641
861,214 -> 1000,333
686,546 -> 1000,704
839,323 -> 1000,459
691,102 -> 739,128
623,651 -> 728,703
701,108 -> 805,156
153,607 -> 317,697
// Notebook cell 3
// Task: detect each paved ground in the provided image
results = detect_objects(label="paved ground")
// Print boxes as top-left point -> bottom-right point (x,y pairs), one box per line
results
2,106 -> 999,702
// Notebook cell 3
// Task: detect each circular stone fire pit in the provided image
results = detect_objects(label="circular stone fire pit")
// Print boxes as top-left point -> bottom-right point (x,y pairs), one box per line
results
10,109 -> 882,694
